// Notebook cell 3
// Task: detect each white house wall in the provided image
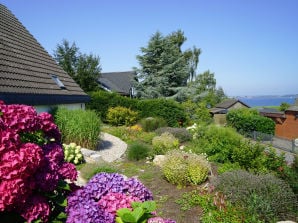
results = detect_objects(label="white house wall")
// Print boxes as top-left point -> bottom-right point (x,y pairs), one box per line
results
34,103 -> 85,113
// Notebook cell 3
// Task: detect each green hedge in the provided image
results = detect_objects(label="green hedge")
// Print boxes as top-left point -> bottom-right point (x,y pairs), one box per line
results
87,91 -> 186,127
226,108 -> 275,135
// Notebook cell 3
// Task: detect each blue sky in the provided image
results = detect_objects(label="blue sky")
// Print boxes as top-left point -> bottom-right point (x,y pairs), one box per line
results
1,0 -> 297,96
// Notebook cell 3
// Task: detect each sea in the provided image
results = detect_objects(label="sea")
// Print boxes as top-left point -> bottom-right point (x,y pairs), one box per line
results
236,96 -> 297,107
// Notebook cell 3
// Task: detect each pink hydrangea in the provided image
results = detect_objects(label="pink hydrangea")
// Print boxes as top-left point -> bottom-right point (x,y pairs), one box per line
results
98,192 -> 140,215
19,195 -> 50,223
0,101 -> 78,222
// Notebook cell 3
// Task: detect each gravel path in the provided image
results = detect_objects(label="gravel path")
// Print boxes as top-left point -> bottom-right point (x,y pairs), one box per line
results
81,132 -> 127,163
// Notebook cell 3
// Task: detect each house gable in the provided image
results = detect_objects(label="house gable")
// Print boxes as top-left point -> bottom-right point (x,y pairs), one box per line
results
0,4 -> 89,106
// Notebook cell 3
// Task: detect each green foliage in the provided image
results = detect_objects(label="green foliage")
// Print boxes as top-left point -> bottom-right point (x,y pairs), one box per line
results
213,170 -> 298,222
75,53 -> 101,92
152,132 -> 179,155
187,125 -> 243,163
227,108 -> 275,135
127,141 -> 151,161
162,150 -> 210,186
103,125 -> 156,144
87,91 -> 186,127
137,98 -> 187,127
176,190 -> 254,223
279,102 -> 291,111
79,162 -> 118,181
217,162 -> 242,174
87,91 -> 135,121
106,106 -> 138,126
20,130 -> 48,145
62,142 -> 84,165
134,30 -> 193,98
53,39 -> 101,92
139,117 -> 167,132
116,201 -> 156,223
155,127 -> 192,143
54,108 -> 101,149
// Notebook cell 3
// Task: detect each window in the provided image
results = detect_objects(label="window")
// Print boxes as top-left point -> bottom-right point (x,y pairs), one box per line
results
51,74 -> 66,89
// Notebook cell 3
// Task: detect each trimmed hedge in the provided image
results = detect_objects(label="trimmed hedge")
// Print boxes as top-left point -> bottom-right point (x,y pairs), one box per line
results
87,91 -> 187,127
226,108 -> 275,135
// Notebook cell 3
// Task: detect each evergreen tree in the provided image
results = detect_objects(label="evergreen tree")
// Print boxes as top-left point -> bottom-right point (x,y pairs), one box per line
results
135,30 -> 196,98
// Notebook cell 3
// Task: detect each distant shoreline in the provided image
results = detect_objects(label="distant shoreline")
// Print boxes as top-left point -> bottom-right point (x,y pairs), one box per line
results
236,95 -> 296,107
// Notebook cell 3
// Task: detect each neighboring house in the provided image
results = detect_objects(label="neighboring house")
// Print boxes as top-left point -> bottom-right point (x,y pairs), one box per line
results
210,98 -> 250,125
0,4 -> 89,113
98,71 -> 136,97
260,99 -> 298,140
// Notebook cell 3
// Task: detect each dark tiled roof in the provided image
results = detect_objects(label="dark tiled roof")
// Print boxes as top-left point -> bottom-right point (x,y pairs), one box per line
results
98,71 -> 136,95
214,98 -> 250,109
0,4 -> 89,105
259,108 -> 285,118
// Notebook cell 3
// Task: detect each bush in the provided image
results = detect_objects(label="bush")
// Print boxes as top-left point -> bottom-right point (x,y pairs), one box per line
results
137,99 -> 186,127
227,108 -> 275,135
0,101 -> 77,222
55,108 -> 101,149
162,150 -> 210,187
155,127 -> 192,143
213,170 -> 298,222
106,106 -> 138,126
139,117 -> 167,132
63,142 -> 84,165
152,132 -> 179,155
87,91 -> 187,127
127,141 -> 151,161
87,91 -> 136,122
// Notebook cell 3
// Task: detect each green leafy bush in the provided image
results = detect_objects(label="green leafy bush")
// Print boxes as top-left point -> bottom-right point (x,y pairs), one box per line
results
152,132 -> 179,155
127,141 -> 151,161
87,91 -> 136,122
87,91 -> 187,127
227,108 -> 275,135
62,142 -> 84,164
55,108 -> 101,149
155,127 -> 192,143
213,170 -> 298,222
137,98 -> 187,127
139,117 -> 167,132
107,106 -> 138,126
217,162 -> 242,174
162,150 -> 210,186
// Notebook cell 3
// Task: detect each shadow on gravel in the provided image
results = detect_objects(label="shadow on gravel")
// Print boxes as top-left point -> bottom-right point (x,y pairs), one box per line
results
97,140 -> 113,150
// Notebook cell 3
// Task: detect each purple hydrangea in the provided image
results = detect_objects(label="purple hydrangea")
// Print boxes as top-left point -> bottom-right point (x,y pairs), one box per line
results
66,173 -> 154,223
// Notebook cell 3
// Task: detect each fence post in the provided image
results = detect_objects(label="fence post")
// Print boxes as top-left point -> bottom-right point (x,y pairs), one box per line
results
253,131 -> 256,140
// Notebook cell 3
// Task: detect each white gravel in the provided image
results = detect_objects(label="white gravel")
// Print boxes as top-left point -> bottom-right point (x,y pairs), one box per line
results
81,132 -> 127,163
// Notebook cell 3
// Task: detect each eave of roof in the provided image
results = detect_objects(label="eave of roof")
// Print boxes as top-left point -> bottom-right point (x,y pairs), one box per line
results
0,4 -> 88,105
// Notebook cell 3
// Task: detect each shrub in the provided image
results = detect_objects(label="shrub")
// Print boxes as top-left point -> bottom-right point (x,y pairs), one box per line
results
137,99 -> 187,127
66,173 -> 154,222
127,141 -> 151,161
63,142 -> 84,164
0,101 -> 77,222
152,132 -> 179,155
87,91 -> 136,122
155,127 -> 192,143
227,108 -> 275,135
107,106 -> 138,126
213,170 -> 298,222
217,162 -> 242,174
87,91 -> 186,127
139,117 -> 167,132
55,107 -> 101,149
162,150 -> 210,187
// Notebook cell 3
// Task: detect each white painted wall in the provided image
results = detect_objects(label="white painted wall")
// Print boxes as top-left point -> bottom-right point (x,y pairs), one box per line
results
34,103 -> 85,113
